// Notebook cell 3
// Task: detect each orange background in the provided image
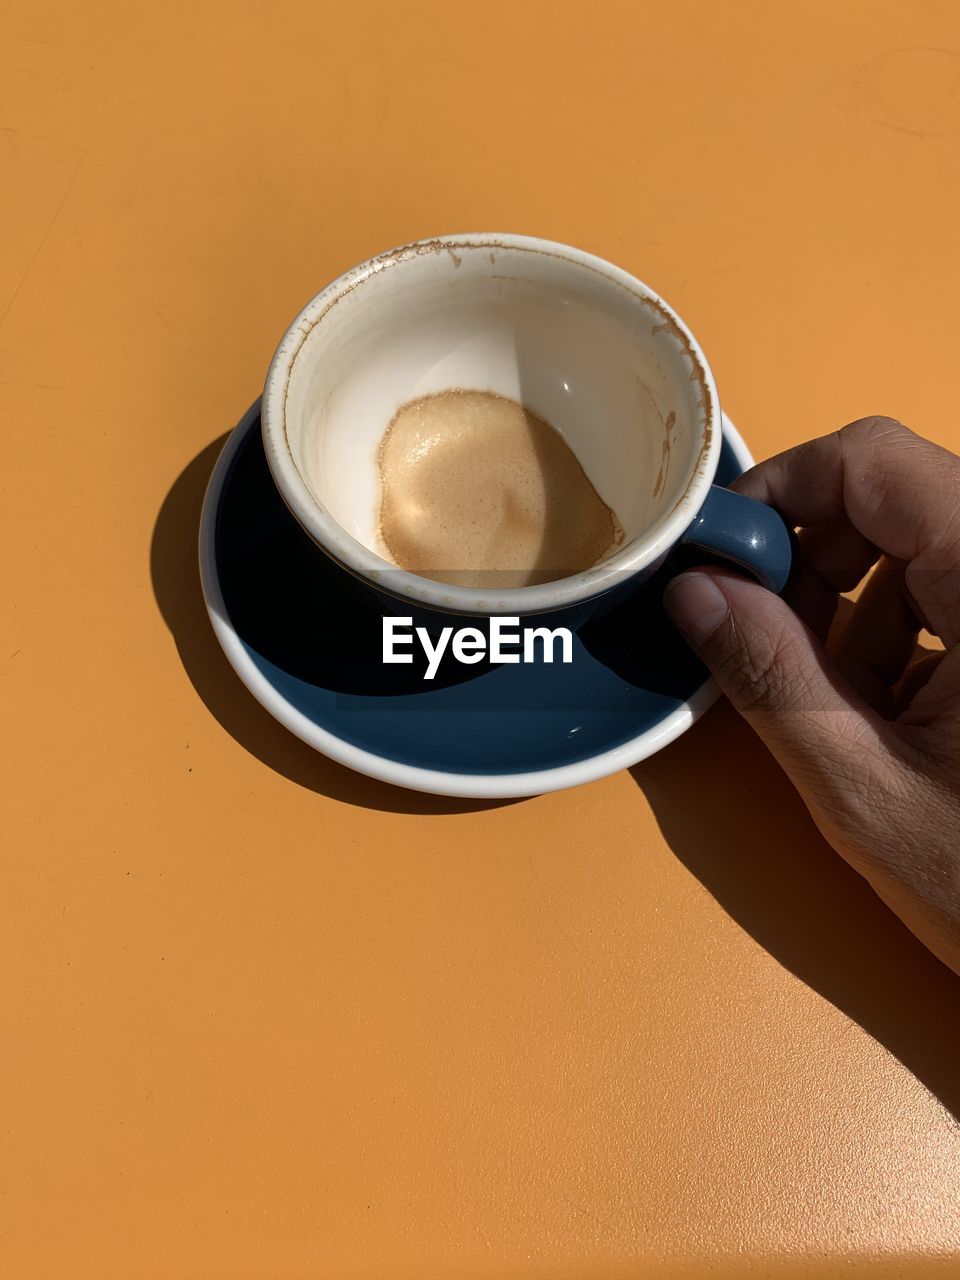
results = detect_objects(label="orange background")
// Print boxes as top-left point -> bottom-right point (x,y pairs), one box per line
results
3,2 -> 960,1277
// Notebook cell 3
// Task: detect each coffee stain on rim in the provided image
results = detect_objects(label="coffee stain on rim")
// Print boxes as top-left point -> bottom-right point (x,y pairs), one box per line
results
272,236 -> 718,590
276,239 -> 504,450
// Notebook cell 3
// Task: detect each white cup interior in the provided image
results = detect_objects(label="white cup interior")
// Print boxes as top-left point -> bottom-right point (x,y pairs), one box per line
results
278,240 -> 710,567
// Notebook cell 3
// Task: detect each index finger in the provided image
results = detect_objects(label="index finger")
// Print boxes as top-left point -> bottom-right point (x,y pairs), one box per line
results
734,417 -> 960,644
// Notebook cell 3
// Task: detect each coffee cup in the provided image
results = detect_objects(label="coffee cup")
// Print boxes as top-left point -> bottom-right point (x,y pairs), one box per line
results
261,234 -> 791,622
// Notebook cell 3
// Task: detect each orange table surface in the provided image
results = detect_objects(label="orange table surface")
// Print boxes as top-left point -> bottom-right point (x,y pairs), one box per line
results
4,2 -> 960,1277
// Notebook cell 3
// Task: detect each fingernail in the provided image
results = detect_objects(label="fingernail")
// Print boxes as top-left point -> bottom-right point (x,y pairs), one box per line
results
663,572 -> 730,646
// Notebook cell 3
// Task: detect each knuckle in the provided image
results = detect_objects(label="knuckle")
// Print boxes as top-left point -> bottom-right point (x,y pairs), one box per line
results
840,415 -> 908,442
711,619 -> 800,716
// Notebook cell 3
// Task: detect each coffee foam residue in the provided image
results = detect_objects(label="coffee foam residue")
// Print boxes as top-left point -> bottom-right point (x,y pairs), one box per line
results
376,389 -> 623,589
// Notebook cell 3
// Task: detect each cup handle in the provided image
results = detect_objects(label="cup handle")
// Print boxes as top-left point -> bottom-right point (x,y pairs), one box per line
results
680,485 -> 793,594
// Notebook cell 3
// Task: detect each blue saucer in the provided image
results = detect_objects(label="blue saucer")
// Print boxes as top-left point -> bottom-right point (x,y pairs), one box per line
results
200,405 -> 752,797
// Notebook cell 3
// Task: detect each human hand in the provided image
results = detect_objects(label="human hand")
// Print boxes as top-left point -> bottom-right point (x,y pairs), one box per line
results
663,418 -> 960,976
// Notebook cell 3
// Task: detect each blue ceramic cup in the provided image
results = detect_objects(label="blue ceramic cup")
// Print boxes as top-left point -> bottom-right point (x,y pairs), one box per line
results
261,234 -> 791,625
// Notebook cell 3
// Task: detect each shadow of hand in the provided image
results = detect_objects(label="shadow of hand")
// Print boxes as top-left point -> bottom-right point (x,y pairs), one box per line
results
632,700 -> 960,1122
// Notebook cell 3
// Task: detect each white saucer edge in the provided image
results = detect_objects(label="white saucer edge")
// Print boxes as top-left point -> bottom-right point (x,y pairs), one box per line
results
199,405 -> 753,799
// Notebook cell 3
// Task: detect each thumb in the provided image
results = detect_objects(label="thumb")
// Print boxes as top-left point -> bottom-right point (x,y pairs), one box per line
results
662,568 -> 888,800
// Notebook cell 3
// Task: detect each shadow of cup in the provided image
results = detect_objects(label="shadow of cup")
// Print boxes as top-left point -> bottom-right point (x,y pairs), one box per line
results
150,420 -> 516,816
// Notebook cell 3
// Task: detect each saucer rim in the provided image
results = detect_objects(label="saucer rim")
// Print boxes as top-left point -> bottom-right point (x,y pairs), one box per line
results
199,404 -> 753,798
